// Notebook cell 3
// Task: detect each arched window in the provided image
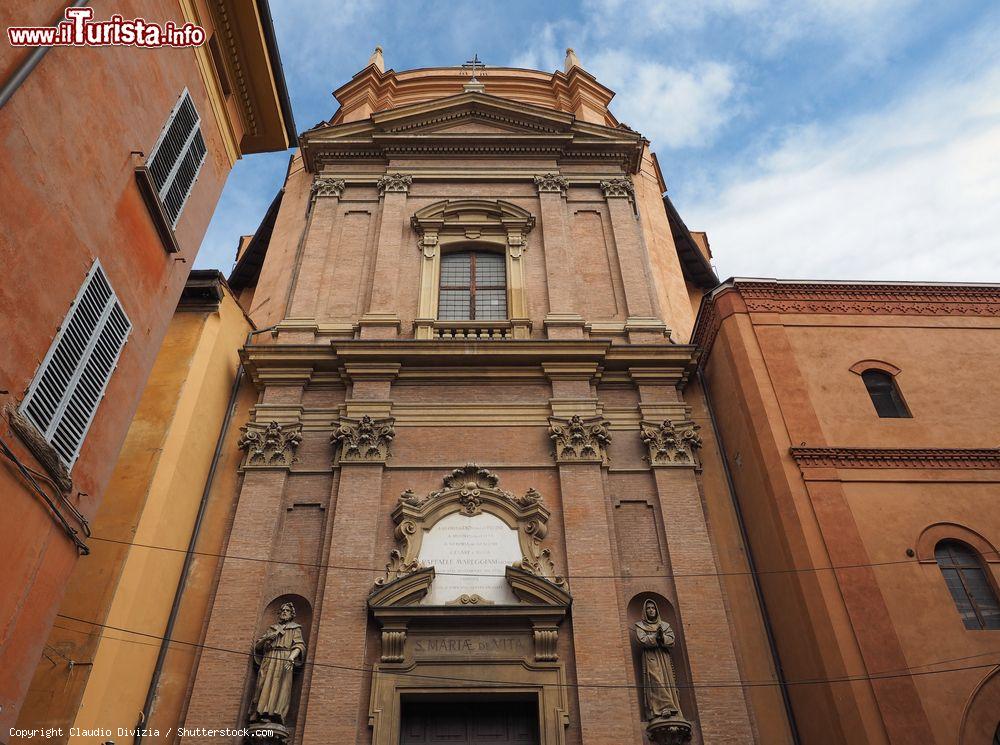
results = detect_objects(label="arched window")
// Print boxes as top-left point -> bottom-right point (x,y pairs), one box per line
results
861,369 -> 910,418
438,250 -> 507,321
935,540 -> 1000,630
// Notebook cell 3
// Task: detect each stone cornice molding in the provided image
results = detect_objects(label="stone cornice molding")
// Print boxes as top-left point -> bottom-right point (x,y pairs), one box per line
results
548,414 -> 612,464
332,415 -> 396,463
376,173 -> 412,195
640,420 -> 703,468
789,447 -> 1000,470
238,420 -> 303,469
534,173 -> 570,195
310,176 -> 345,200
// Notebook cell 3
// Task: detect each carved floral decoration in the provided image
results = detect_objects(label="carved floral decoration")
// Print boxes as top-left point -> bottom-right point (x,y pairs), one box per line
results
238,421 -> 303,467
376,173 -> 412,195
548,415 -> 612,464
640,420 -> 703,467
533,173 -> 569,194
310,177 -> 345,200
332,415 -> 396,463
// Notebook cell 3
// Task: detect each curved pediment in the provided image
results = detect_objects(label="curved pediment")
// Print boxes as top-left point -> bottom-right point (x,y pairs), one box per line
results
411,199 -> 535,234
369,465 -> 568,608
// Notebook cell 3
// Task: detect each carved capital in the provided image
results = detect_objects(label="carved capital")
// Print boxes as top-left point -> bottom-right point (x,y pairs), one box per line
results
238,421 -> 302,468
310,177 -> 345,200
640,420 -> 702,467
600,177 -> 635,200
548,414 -> 612,464
533,173 -> 569,195
377,173 -> 412,195
332,415 -> 395,463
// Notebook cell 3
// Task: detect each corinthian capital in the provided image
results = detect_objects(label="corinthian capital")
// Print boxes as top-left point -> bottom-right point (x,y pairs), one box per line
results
377,173 -> 412,195
333,415 -> 396,463
640,420 -> 702,467
600,177 -> 635,200
238,421 -> 303,468
548,414 -> 612,464
533,173 -> 569,195
311,177 -> 346,200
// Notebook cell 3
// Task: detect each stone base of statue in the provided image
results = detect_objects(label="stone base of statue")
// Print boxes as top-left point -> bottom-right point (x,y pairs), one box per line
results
646,715 -> 692,745
245,721 -> 289,744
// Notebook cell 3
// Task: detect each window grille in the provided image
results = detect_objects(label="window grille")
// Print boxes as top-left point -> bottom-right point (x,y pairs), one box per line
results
147,89 -> 207,226
438,251 -> 507,321
20,261 -> 131,469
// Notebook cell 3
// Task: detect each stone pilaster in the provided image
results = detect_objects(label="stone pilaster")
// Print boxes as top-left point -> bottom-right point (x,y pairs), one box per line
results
633,372 -> 754,743
288,177 -> 345,321
601,178 -> 668,342
534,174 -> 585,338
360,174 -> 412,338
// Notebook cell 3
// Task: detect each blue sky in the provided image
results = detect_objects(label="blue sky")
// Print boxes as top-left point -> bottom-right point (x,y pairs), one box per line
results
195,0 -> 1000,283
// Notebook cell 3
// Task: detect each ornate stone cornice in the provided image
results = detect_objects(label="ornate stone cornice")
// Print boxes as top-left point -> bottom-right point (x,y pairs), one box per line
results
310,176 -> 345,200
600,177 -> 635,200
238,421 -> 302,468
376,173 -> 412,195
789,447 -> 1000,470
533,173 -> 569,195
332,415 -> 396,463
640,420 -> 703,468
548,414 -> 612,464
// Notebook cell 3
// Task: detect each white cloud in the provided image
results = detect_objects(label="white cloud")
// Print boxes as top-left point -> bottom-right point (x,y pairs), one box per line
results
589,51 -> 738,148
684,55 -> 1000,281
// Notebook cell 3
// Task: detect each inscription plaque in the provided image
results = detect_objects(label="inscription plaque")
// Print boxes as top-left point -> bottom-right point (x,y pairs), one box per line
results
417,511 -> 522,605
410,632 -> 530,659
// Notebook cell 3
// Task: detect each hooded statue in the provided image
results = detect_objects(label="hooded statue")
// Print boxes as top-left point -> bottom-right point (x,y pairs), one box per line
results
250,601 -> 306,724
635,599 -> 684,721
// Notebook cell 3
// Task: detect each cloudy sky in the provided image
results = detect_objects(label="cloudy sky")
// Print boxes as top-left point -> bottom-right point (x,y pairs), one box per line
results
195,0 -> 1000,283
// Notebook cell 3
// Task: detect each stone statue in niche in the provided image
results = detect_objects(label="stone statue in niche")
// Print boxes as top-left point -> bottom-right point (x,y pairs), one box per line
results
249,602 -> 306,733
635,599 -> 692,744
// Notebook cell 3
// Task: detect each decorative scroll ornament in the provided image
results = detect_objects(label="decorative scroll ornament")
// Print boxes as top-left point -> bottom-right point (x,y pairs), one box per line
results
332,415 -> 395,463
238,421 -> 303,467
600,177 -> 635,199
376,173 -> 412,195
533,173 -> 569,194
310,177 -> 345,200
640,420 -> 703,467
548,415 -> 612,464
370,464 -> 568,598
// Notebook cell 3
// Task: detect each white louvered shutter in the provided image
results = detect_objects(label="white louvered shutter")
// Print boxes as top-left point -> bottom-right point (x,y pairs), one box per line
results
20,261 -> 132,469
147,89 -> 207,226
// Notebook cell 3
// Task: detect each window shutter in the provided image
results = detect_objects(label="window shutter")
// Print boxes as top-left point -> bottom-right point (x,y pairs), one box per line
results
20,262 -> 131,469
147,89 -> 207,226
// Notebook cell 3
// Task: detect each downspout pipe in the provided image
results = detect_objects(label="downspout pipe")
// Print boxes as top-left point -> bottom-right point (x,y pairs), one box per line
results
135,325 -> 274,743
0,0 -> 90,110
697,367 -> 802,745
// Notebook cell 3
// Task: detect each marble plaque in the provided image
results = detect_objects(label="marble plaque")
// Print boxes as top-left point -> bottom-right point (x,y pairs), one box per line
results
417,511 -> 522,605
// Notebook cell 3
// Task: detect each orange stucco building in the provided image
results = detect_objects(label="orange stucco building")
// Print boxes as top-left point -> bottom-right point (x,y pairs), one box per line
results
0,1 -> 294,731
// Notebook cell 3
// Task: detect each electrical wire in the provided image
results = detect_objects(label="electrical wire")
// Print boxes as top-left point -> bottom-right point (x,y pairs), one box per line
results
85,532 -> 981,582
51,613 -> 1000,692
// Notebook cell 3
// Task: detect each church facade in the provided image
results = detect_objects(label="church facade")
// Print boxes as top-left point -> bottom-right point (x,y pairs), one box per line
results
85,51 -> 1000,745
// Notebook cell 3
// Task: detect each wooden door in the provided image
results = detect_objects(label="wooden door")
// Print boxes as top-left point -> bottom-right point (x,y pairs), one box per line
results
400,700 -> 539,744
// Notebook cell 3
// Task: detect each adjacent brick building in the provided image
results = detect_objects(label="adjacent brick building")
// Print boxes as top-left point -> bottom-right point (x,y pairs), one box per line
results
0,0 -> 294,731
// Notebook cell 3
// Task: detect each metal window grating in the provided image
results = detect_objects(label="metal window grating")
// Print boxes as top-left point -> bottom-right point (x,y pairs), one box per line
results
438,251 -> 507,321
147,89 -> 207,226
20,262 -> 131,469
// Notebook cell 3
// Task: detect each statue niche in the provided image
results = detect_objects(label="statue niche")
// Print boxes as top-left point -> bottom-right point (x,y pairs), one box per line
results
634,598 -> 692,745
246,600 -> 308,743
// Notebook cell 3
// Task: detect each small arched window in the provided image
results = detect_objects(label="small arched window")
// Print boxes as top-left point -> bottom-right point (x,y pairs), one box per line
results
438,250 -> 507,321
935,540 -> 1000,630
861,369 -> 910,418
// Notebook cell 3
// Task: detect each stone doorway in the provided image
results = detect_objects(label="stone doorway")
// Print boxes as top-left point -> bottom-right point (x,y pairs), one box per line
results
400,698 -> 540,745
